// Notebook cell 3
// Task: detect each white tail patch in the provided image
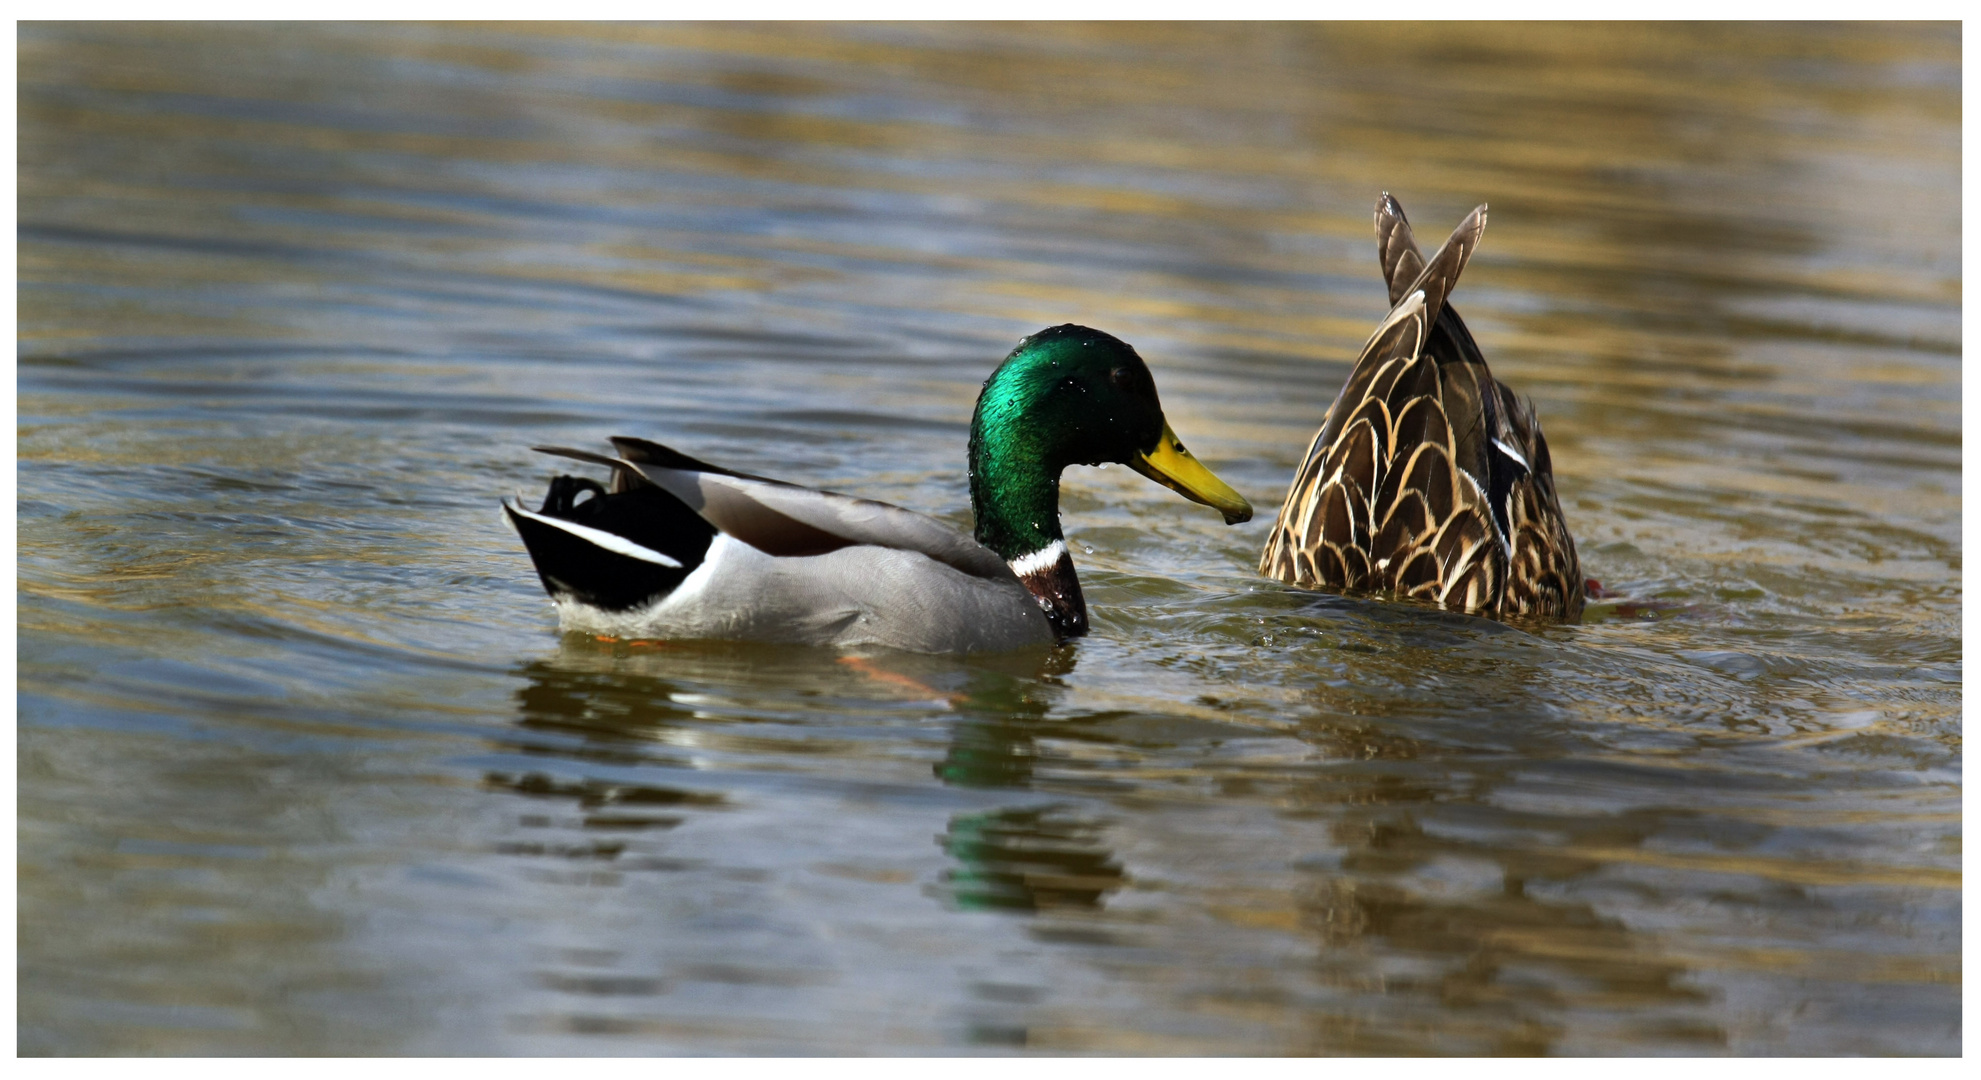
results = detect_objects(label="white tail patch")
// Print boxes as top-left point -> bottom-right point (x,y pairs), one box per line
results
1008,539 -> 1067,578
505,500 -> 683,568
1492,437 -> 1530,471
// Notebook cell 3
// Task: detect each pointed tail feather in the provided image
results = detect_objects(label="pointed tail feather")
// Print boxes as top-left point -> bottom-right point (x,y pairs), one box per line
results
533,444 -> 654,495
1394,203 -> 1485,329
1376,192 -> 1426,306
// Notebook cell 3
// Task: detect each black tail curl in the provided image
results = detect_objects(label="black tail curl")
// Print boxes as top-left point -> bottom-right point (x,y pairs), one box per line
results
507,474 -> 718,613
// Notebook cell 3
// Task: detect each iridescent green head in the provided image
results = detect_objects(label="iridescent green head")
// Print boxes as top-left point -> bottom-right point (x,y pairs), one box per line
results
967,325 -> 1252,638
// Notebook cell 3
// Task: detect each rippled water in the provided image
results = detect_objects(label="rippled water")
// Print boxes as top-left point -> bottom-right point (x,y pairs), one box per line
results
17,23 -> 1959,1055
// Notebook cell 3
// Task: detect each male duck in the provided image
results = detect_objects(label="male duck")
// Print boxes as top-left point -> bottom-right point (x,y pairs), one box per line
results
1259,194 -> 1585,622
506,325 -> 1254,653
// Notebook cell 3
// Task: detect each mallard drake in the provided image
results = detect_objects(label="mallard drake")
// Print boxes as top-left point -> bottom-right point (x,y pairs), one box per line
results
1259,194 -> 1584,622
506,325 -> 1254,653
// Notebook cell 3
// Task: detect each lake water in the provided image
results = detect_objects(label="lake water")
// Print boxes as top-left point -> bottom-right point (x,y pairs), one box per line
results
16,22 -> 1960,1055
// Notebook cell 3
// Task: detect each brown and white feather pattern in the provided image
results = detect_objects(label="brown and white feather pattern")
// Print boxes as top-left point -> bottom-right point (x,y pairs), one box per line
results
1260,194 -> 1584,623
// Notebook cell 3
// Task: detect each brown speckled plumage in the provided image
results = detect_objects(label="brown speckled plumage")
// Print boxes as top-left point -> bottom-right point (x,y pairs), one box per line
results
1259,194 -> 1584,623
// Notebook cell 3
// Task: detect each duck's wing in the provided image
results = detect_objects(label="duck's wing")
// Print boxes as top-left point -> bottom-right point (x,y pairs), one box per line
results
604,436 -> 1014,582
1494,387 -> 1585,621
1264,199 -> 1585,618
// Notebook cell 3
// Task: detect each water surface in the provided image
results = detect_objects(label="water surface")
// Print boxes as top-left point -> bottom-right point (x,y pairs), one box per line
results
17,22 -> 1960,1054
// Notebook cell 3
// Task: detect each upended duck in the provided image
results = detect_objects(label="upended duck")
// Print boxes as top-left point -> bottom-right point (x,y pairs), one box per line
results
1259,194 -> 1585,622
505,325 -> 1254,653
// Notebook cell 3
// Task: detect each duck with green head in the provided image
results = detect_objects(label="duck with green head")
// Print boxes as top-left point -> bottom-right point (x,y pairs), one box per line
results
505,325 -> 1253,653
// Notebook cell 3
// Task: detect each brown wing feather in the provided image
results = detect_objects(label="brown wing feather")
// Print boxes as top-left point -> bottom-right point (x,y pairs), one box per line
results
1497,393 -> 1585,621
1261,194 -> 1585,624
1260,291 -> 1428,583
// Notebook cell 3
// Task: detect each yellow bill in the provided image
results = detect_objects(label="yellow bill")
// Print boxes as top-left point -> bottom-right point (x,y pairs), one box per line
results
1128,422 -> 1253,525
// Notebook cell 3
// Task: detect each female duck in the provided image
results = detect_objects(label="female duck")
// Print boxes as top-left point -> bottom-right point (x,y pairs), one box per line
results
506,325 -> 1253,653
1259,194 -> 1585,622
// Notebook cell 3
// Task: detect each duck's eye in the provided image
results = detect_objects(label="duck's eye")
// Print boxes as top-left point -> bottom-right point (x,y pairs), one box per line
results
1109,366 -> 1130,388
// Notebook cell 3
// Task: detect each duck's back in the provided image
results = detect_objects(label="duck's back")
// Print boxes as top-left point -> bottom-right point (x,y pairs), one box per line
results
1259,196 -> 1584,622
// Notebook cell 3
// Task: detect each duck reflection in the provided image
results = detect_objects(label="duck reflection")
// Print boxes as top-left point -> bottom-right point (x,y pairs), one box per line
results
933,647 -> 1073,790
1293,815 -> 1721,1053
938,807 -> 1126,914
931,648 -> 1128,915
482,642 -> 754,875
509,653 -> 701,766
1261,609 -> 1727,1052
